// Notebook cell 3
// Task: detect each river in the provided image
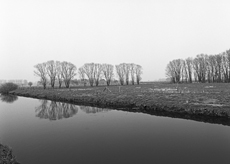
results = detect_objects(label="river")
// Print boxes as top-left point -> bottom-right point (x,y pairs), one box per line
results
0,95 -> 230,164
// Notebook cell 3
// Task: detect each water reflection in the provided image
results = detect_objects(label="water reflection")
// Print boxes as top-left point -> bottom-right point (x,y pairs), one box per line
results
80,106 -> 110,114
121,108 -> 230,126
0,94 -> 18,103
1,97 -> 230,164
0,143 -> 20,164
35,100 -> 79,120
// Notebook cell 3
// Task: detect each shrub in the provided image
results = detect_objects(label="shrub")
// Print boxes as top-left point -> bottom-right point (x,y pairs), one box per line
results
28,82 -> 33,87
0,82 -> 18,94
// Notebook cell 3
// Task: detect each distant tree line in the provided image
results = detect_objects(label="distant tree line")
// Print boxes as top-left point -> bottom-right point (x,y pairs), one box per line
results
166,49 -> 230,83
34,61 -> 143,89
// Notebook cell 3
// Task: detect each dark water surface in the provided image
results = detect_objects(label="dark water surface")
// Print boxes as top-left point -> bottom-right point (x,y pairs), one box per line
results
0,96 -> 230,164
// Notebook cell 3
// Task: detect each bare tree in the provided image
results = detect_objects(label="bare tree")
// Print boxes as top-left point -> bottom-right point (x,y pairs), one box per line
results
61,61 -> 77,88
130,63 -> 136,85
185,58 -> 193,83
46,60 -> 57,88
226,49 -> 230,82
193,54 -> 217,83
78,67 -> 86,86
34,63 -> 47,89
165,61 -> 176,83
175,59 -> 183,83
135,64 -> 142,85
121,63 -> 131,85
181,60 -> 188,83
56,61 -> 63,88
193,57 -> 201,82
165,59 -> 182,83
214,54 -> 222,82
94,63 -> 103,86
115,64 -> 125,85
221,52 -> 229,82
78,67 -> 85,81
206,57 -> 212,83
195,54 -> 208,83
207,55 -> 216,82
102,64 -> 114,86
174,59 -> 183,83
82,63 -> 95,86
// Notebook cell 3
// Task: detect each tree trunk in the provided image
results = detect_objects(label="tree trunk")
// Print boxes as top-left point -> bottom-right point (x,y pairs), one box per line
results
106,80 -> 110,86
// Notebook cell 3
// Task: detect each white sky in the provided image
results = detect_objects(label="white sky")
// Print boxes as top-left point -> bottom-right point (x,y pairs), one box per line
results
1,0 -> 230,82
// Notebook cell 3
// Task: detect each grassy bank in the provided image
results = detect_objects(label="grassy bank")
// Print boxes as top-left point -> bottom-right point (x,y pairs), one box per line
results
10,83 -> 230,124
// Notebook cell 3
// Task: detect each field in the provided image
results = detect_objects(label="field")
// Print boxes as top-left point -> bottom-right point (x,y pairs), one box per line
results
10,82 -> 230,125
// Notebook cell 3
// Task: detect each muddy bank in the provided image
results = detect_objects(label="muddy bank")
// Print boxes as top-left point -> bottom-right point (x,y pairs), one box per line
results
10,87 -> 230,125
0,143 -> 20,164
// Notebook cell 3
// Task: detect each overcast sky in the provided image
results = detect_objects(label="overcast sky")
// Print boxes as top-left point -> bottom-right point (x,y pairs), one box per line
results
1,0 -> 230,82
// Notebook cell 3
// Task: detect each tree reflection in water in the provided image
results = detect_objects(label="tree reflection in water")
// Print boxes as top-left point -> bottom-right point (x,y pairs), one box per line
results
35,100 -> 79,120
0,94 -> 18,103
80,106 -> 110,114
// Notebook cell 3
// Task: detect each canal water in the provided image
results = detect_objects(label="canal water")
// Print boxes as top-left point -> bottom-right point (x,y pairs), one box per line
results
0,95 -> 230,164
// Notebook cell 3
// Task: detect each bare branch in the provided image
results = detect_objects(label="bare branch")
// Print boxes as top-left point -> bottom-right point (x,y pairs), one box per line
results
34,63 -> 47,89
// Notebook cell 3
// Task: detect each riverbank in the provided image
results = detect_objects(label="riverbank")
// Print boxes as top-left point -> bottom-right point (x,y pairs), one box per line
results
10,83 -> 230,122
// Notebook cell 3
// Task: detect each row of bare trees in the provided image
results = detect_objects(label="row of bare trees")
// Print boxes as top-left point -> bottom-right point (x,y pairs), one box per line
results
78,63 -> 108,87
34,61 -> 143,88
115,63 -> 142,85
166,49 -> 230,83
78,63 -> 142,86
34,61 -> 77,89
